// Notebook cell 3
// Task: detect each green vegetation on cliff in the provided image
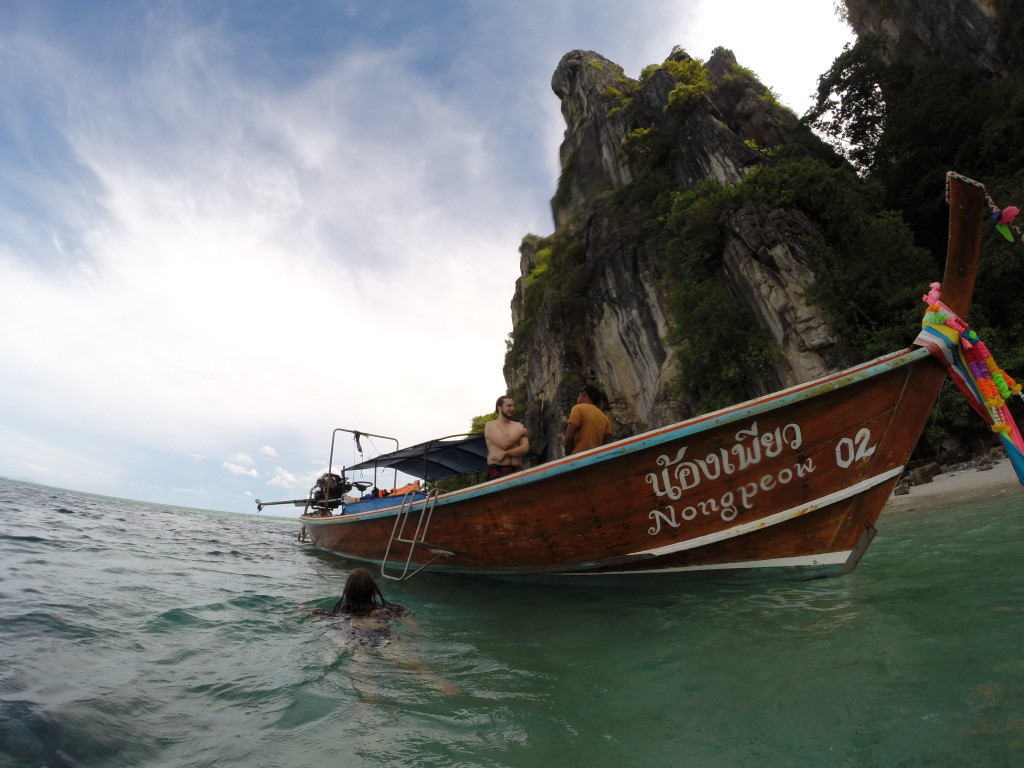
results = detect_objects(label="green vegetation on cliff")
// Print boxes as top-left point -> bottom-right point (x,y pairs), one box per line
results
658,160 -> 933,411
806,31 -> 1024,460
506,37 -> 1024,463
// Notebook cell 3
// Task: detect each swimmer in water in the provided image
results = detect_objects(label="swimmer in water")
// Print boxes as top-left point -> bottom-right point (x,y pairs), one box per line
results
312,568 -> 460,694
313,567 -> 407,649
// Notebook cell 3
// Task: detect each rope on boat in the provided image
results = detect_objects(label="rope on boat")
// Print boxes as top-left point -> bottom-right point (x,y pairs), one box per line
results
945,171 -> 1023,244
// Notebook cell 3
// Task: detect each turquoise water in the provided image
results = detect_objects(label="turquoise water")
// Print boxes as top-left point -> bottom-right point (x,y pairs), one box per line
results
2,478 -> 1023,767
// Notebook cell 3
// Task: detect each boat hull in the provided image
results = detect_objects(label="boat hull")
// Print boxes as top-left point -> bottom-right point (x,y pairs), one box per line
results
302,347 -> 947,577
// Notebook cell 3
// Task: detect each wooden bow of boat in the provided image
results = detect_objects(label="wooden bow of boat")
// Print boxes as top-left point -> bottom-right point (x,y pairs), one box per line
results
287,173 -> 1016,581
941,173 -> 984,315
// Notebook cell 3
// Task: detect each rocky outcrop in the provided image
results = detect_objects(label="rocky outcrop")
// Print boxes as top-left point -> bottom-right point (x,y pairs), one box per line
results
843,0 -> 1022,78
548,52 -> 636,231
508,209 -> 682,449
506,49 -> 842,463
719,206 -> 836,382
704,49 -> 826,156
501,5 -> 1021,465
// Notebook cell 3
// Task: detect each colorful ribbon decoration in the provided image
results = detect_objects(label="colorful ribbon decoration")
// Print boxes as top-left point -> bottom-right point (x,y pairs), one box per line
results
915,287 -> 1024,487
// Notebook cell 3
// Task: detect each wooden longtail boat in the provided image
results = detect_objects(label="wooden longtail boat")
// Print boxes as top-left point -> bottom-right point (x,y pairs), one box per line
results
261,173 -> 1023,580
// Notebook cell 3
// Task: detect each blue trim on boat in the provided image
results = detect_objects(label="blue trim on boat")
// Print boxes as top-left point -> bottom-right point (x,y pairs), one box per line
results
342,493 -> 426,513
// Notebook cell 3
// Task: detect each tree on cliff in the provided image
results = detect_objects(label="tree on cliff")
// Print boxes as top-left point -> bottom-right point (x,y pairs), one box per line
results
804,2 -> 1024,461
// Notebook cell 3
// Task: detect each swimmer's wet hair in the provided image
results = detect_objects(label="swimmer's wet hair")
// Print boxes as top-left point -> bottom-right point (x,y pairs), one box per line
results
331,567 -> 394,615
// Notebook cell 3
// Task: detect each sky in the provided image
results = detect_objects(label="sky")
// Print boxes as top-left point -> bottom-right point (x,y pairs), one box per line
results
0,0 -> 854,515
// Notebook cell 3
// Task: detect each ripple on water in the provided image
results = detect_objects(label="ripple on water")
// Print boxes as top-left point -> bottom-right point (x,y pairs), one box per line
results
1,610 -> 104,643
143,607 -> 215,633
0,533 -> 50,545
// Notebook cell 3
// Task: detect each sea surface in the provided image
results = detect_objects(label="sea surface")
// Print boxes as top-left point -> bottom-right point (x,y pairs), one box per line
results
1,478 -> 1023,768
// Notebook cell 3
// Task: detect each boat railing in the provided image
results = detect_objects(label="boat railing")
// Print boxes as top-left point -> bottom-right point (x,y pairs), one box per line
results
380,488 -> 455,580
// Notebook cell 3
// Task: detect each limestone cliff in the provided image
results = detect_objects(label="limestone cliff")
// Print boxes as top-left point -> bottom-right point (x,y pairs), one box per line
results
505,48 -> 844,463
842,0 -> 1022,78
499,3 -> 1021,467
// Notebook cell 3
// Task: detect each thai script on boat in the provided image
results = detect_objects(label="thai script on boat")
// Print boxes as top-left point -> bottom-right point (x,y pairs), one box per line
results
644,421 -> 881,535
647,457 -> 816,534
645,420 -> 802,500
644,421 -> 805,533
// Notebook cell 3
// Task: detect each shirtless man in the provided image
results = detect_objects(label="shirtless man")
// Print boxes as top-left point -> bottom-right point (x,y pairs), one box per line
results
483,395 -> 530,479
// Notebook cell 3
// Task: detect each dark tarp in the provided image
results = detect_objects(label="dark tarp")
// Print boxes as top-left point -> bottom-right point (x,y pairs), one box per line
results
346,434 -> 489,481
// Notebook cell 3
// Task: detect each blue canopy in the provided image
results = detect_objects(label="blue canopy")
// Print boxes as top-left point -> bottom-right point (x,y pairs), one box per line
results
345,434 -> 489,481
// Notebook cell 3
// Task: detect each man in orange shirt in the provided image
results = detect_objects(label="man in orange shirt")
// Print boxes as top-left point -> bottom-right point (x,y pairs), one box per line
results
564,385 -> 612,455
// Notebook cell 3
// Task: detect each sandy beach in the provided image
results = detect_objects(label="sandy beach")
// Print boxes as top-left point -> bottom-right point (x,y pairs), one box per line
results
883,458 -> 1022,513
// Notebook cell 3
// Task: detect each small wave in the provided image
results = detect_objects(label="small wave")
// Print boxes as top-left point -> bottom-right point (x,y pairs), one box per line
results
152,647 -> 203,666
227,593 -> 283,610
272,690 -> 347,731
0,534 -> 49,544
143,608 -> 213,633
1,610 -> 102,642
187,677 -> 283,703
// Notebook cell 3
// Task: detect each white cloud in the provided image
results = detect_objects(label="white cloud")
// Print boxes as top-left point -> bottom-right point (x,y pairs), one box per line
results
222,462 -> 258,478
0,0 -> 853,512
267,468 -> 299,488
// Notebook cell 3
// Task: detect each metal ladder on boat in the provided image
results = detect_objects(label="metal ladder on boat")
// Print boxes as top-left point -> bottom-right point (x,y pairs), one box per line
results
380,488 -> 456,580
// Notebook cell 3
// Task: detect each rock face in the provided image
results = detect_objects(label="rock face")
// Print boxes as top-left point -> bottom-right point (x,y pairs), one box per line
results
548,49 -> 824,230
502,5 -> 1018,466
843,0 -> 1021,78
505,48 -> 842,463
